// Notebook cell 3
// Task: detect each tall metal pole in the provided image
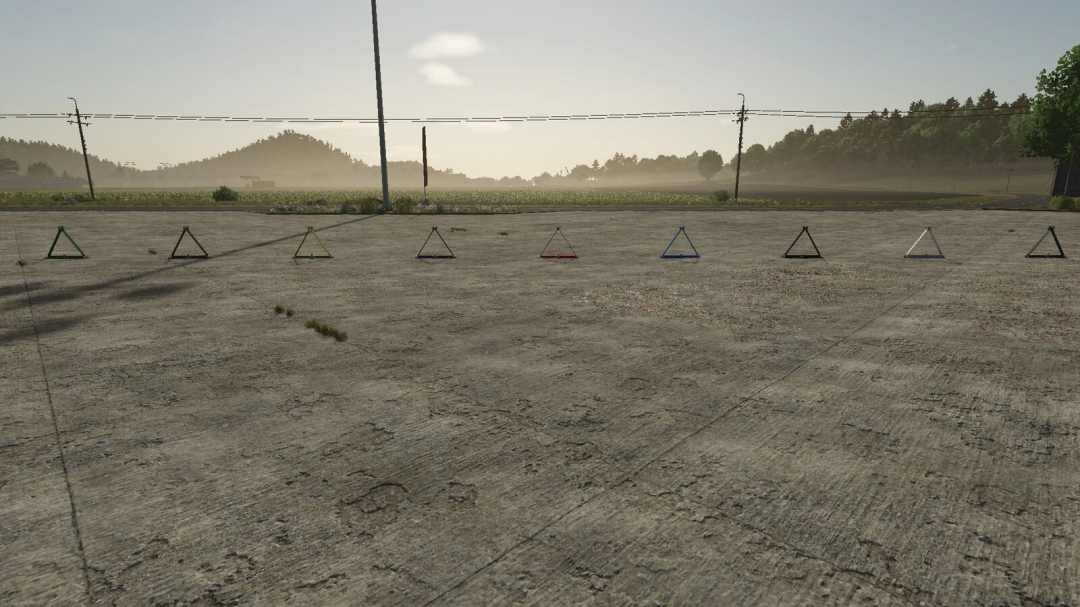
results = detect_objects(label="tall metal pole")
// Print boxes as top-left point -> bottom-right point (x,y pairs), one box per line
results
370,0 -> 390,213
734,93 -> 746,201
67,97 -> 95,200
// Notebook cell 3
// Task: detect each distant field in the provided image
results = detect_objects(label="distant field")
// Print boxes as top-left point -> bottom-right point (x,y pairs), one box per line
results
0,188 -> 1005,210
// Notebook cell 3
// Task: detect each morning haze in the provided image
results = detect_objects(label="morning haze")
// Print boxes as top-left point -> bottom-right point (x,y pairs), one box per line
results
1,0 -> 1075,184
5,4 -> 1080,605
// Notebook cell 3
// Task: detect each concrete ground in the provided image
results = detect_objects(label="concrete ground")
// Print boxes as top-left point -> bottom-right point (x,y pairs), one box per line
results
1,209 -> 1078,606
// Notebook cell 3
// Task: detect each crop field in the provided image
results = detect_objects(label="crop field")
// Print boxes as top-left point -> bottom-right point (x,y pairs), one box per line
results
2,209 -> 1079,605
0,187 -> 1004,211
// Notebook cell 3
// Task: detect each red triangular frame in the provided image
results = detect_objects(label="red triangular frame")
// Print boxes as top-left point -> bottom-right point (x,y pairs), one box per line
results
170,226 -> 209,259
539,227 -> 577,258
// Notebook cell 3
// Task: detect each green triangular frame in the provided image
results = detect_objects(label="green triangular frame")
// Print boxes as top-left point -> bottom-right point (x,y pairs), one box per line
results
294,226 -> 333,258
47,226 -> 88,259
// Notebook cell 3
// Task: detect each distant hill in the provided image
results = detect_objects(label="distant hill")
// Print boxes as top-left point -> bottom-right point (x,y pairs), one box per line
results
156,130 -> 367,185
0,136 -> 123,178
133,130 -> 471,188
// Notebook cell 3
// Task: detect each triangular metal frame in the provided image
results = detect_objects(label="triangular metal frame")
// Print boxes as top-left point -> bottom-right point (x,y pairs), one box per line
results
170,226 -> 209,259
294,226 -> 333,258
904,226 -> 944,259
539,227 -> 578,258
416,226 -> 455,259
661,226 -> 700,258
783,226 -> 822,259
1025,226 -> 1066,258
47,226 -> 88,259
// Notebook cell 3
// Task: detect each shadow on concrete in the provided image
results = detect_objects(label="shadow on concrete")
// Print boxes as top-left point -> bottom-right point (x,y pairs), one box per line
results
115,283 -> 193,301
0,315 -> 88,346
0,281 -> 46,299
5,215 -> 378,314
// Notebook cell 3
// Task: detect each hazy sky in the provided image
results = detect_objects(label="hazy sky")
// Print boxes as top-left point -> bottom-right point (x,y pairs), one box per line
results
2,0 -> 1076,179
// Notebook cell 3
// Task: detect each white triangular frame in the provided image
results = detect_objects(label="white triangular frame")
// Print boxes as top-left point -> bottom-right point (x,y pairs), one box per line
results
904,226 -> 944,259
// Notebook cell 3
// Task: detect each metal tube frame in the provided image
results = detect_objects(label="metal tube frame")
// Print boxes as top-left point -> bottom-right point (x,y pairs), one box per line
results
416,226 -> 456,259
783,226 -> 822,259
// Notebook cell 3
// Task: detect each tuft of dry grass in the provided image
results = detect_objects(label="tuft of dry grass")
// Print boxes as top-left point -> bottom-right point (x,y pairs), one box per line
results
275,304 -> 286,314
498,231 -> 509,236
286,308 -> 295,317
17,259 -> 28,266
306,318 -> 347,341
149,249 -> 157,255
450,227 -> 467,232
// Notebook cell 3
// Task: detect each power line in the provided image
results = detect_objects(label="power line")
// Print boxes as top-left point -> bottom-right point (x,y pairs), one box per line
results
0,106 -> 1033,124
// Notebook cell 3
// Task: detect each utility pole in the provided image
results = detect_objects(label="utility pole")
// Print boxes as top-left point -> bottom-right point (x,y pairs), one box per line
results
734,93 -> 746,201
422,126 -> 428,203
370,0 -> 390,214
67,97 -> 95,200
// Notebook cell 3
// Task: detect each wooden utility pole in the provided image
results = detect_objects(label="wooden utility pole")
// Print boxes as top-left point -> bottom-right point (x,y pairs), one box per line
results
734,93 -> 746,201
370,0 -> 390,214
67,97 -> 95,200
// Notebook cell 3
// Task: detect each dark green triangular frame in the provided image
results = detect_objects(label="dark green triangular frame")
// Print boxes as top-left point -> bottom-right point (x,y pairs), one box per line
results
294,226 -> 333,258
47,226 -> 88,259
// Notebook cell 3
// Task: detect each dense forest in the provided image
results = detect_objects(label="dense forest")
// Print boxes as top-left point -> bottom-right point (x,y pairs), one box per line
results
0,136 -> 123,179
731,89 -> 1032,175
556,89 -> 1036,184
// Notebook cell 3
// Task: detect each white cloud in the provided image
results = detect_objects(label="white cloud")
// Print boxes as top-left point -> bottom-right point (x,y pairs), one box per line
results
408,32 -> 487,59
417,63 -> 472,87
942,43 -> 959,53
464,122 -> 512,134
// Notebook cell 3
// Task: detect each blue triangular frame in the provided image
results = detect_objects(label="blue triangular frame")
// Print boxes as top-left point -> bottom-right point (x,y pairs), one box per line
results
661,226 -> 700,259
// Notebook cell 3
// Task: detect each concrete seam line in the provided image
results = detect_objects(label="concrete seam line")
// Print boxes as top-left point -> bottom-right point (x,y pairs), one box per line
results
421,478 -> 633,606
631,212 -> 1041,480
628,477 -> 919,606
615,213 -> 1043,597
14,226 -> 94,605
423,218 -> 1037,604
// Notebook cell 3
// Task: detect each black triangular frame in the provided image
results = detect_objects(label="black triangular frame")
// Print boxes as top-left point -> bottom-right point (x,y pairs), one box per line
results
783,226 -> 822,259
417,226 -> 456,259
1026,226 -> 1066,258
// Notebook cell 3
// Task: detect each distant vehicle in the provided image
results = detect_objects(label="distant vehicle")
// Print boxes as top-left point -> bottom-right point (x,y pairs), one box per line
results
241,175 -> 276,188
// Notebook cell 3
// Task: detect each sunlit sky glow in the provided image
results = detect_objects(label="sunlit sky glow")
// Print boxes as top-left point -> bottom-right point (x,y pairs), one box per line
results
2,0 -> 1076,178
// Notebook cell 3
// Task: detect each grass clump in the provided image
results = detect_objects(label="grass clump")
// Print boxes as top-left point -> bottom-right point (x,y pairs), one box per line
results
286,308 -> 295,317
712,189 -> 731,202
17,259 -> 28,266
498,231 -> 509,236
393,196 -> 415,214
148,249 -> 157,255
211,185 -> 240,202
305,318 -> 347,341
1050,196 -> 1078,211
450,227 -> 467,232
359,198 -> 380,214
275,304 -> 285,314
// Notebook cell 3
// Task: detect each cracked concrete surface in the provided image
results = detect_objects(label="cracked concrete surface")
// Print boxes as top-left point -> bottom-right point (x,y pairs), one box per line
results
1,209 -> 1078,606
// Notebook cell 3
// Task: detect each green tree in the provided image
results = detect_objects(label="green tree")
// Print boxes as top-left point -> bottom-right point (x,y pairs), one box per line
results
0,158 -> 18,176
569,164 -> 592,181
696,150 -> 725,181
27,161 -> 55,179
1023,44 -> 1080,192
